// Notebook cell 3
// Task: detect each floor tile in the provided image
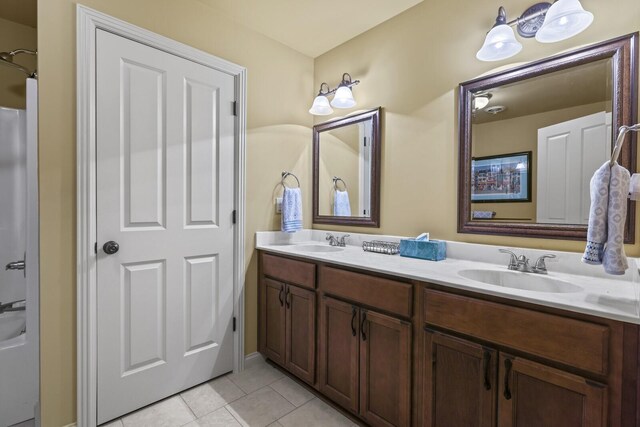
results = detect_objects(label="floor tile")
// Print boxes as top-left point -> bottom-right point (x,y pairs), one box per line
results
9,420 -> 36,427
226,387 -> 294,427
269,377 -> 314,407
121,396 -> 196,427
184,407 -> 241,427
266,422 -> 283,427
99,420 -> 124,427
278,398 -> 356,427
227,359 -> 283,394
181,376 -> 246,417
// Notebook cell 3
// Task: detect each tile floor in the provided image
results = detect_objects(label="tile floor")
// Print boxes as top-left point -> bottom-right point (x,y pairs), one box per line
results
100,356 -> 359,427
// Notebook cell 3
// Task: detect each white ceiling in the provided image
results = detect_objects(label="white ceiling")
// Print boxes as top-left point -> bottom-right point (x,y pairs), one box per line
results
198,0 -> 423,57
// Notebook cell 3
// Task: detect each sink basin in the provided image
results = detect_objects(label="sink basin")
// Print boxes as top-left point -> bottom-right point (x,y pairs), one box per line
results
458,269 -> 582,293
295,244 -> 344,253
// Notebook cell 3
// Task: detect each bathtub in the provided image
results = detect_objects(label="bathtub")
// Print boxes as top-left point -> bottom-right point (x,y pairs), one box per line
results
0,302 -> 26,344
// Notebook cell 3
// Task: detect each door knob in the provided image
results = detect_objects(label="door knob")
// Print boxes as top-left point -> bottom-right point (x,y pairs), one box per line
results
103,241 -> 120,255
5,260 -> 25,271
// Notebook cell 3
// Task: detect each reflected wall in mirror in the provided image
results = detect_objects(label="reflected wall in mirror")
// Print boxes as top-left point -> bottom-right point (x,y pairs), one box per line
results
313,107 -> 381,227
459,33 -> 638,242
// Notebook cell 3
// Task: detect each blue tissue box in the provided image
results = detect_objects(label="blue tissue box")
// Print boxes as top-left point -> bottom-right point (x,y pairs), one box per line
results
399,239 -> 446,261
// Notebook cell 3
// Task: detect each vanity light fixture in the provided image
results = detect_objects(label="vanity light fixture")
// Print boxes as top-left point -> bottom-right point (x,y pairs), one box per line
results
309,73 -> 360,115
476,1 -> 594,62
473,93 -> 492,111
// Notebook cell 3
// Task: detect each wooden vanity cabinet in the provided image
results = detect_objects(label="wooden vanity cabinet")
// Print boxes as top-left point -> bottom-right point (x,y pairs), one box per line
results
422,329 -> 607,427
259,254 -> 316,384
319,295 -> 412,427
422,330 -> 497,427
259,250 -> 640,427
420,288 -> 614,427
498,353 -> 607,427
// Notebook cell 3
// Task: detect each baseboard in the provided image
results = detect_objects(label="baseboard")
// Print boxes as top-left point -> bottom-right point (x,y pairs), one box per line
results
244,352 -> 263,368
62,423 -> 77,427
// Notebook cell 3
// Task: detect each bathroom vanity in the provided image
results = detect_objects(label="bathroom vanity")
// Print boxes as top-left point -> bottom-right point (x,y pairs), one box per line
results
257,232 -> 640,427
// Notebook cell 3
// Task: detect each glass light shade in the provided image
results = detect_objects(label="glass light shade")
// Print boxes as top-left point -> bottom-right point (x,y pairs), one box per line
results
473,95 -> 490,110
476,24 -> 523,62
330,86 -> 356,108
535,0 -> 593,43
308,95 -> 333,115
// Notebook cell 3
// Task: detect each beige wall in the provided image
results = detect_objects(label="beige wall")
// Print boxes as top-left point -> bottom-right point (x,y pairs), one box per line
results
313,0 -> 640,254
37,0 -> 313,425
0,17 -> 36,109
318,125 -> 360,216
471,101 -> 609,220
35,0 -> 640,425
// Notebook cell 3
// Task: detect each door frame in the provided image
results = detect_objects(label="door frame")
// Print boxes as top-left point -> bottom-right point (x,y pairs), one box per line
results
76,6 -> 247,426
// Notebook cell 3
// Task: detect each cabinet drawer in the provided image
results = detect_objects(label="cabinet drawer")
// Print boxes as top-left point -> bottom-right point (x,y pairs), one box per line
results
320,266 -> 412,318
423,289 -> 609,375
262,253 -> 316,289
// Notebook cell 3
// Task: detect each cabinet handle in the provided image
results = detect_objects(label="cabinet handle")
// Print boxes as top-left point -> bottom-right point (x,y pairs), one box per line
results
360,311 -> 367,341
278,284 -> 284,307
482,350 -> 491,390
503,358 -> 512,400
351,307 -> 357,336
285,287 -> 291,308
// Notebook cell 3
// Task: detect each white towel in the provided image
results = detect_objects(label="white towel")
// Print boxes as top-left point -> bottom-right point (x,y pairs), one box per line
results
582,162 -> 630,275
281,187 -> 302,233
333,190 -> 351,216
603,163 -> 630,275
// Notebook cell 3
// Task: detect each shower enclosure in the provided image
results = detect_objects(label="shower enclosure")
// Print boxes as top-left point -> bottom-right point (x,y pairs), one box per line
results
0,77 -> 39,425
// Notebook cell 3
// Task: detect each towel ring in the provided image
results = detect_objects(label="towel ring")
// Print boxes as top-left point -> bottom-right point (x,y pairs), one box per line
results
281,171 -> 300,188
333,176 -> 347,191
610,124 -> 640,166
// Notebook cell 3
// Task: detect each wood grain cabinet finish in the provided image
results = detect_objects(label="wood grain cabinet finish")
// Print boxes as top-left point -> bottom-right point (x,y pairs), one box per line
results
422,330 -> 497,427
360,309 -> 412,427
260,277 -> 286,366
498,354 -> 607,427
285,284 -> 316,384
318,296 -> 412,427
318,296 -> 360,413
259,276 -> 316,384
262,253 -> 316,289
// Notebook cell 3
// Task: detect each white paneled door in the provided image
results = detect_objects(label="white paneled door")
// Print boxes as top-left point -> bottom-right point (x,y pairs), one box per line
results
96,29 -> 236,424
537,111 -> 612,224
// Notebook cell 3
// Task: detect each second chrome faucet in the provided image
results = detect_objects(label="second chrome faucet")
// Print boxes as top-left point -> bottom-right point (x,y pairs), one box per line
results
499,249 -> 556,274
326,233 -> 350,247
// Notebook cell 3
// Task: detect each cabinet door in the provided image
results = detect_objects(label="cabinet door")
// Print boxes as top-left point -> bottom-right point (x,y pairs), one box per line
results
260,278 -> 286,366
498,354 -> 607,427
360,309 -> 412,427
285,284 -> 316,384
318,296 -> 360,413
422,330 -> 496,427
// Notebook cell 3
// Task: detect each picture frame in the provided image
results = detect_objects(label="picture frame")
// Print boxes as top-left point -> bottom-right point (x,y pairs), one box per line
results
471,151 -> 531,203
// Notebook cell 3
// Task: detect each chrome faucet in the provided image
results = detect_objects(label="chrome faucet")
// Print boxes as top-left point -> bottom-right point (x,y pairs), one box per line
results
499,249 -> 556,274
0,300 -> 26,314
326,233 -> 350,247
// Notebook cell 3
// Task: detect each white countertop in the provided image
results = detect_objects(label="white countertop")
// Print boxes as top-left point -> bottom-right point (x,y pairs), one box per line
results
256,230 -> 640,324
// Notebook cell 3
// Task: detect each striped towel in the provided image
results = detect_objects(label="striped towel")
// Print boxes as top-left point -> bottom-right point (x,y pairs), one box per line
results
282,187 -> 302,233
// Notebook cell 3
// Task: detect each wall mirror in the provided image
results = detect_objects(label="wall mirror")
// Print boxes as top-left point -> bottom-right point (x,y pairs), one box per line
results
458,33 -> 638,242
313,107 -> 381,227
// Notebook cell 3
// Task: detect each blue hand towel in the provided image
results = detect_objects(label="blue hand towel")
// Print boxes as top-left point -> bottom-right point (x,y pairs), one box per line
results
333,190 -> 351,216
282,187 -> 302,233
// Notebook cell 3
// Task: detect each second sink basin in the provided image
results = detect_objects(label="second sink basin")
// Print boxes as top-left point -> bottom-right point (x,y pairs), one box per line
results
458,269 -> 582,293
295,244 -> 344,253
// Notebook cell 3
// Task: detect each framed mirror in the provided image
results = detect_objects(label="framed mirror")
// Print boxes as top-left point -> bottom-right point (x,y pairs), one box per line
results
313,107 -> 381,227
458,33 -> 638,242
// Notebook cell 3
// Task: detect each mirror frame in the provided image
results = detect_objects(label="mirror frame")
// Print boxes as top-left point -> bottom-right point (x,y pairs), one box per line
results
313,107 -> 382,227
458,33 -> 638,242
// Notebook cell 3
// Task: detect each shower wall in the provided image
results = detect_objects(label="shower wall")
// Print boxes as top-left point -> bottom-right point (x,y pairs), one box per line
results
0,107 -> 26,305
